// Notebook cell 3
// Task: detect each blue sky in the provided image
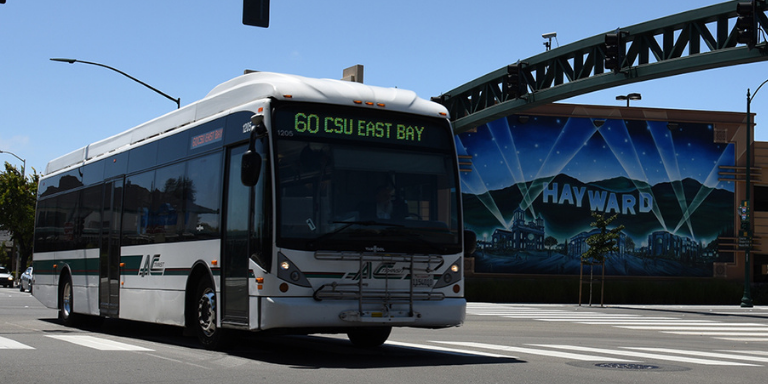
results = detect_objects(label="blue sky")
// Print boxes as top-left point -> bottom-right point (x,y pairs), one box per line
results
1,0 -> 766,174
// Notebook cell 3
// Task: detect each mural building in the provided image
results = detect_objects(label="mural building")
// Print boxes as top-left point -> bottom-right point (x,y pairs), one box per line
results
456,105 -> 740,277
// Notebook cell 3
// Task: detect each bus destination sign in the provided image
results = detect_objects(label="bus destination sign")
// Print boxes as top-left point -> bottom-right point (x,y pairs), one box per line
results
275,106 -> 449,148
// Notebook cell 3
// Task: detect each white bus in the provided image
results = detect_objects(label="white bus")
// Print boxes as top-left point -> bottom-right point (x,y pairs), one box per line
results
33,71 -> 471,349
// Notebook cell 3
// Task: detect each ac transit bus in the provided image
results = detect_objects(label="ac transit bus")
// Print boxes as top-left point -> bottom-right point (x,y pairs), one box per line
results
32,71 -> 472,349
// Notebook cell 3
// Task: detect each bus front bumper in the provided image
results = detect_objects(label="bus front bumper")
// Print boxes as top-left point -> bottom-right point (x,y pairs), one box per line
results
256,296 -> 466,331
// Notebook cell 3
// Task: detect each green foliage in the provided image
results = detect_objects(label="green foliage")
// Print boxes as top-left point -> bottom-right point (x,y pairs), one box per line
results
0,162 -> 39,271
581,211 -> 625,265
0,241 -> 8,266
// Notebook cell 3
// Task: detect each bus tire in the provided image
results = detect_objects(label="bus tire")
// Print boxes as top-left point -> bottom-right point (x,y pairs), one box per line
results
347,326 -> 392,348
194,278 -> 226,350
58,273 -> 78,327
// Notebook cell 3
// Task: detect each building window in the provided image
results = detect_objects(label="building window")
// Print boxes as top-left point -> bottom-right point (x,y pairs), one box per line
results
754,186 -> 768,212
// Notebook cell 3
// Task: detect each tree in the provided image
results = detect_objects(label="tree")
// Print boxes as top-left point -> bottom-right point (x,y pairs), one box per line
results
544,236 -> 558,256
0,162 -> 39,278
579,211 -> 624,307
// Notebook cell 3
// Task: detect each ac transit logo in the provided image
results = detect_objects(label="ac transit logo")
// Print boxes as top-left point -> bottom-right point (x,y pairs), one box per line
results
374,262 -> 404,276
139,254 -> 164,277
347,262 -> 372,281
345,262 -> 405,281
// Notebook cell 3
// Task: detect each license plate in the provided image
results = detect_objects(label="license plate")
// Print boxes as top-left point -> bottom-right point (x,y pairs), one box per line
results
412,275 -> 434,288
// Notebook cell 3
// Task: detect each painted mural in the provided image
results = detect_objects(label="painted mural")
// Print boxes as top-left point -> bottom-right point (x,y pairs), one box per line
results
456,114 -> 736,277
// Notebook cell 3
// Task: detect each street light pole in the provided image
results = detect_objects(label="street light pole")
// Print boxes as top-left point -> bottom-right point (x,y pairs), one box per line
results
50,58 -> 180,109
0,150 -> 25,285
741,78 -> 768,308
0,150 -> 25,179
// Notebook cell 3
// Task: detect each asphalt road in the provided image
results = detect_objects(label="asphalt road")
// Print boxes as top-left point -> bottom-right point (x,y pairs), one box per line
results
2,287 -> 767,384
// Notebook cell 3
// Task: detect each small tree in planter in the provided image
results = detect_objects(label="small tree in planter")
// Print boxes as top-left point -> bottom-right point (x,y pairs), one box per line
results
579,212 -> 624,307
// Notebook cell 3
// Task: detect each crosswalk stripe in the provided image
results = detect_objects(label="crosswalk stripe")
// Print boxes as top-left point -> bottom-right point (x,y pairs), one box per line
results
578,321 -> 720,325
663,331 -> 768,336
468,312 -> 576,316
536,317 -> 675,321
721,350 -> 768,356
46,335 -> 154,351
0,336 -> 34,350
499,314 -> 640,317
530,344 -> 759,366
466,303 -> 768,343
616,326 -> 768,331
714,312 -> 768,316
624,347 -> 768,363
468,310 -> 574,313
385,341 -> 513,359
431,341 -> 635,362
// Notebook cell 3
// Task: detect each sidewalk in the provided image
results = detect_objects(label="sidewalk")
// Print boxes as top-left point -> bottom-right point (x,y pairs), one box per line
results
610,304 -> 768,317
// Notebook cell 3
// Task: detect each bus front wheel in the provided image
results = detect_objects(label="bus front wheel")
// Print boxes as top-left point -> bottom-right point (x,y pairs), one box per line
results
347,326 -> 392,347
194,279 -> 225,350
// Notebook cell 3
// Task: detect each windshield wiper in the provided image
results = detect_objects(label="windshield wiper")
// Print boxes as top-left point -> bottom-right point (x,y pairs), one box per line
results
334,220 -> 405,228
307,220 -> 404,249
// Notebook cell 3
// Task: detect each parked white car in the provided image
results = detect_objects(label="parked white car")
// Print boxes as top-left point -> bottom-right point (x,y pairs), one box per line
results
20,267 -> 33,292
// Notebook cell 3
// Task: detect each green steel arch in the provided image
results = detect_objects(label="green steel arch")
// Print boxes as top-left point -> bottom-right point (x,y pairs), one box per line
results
438,0 -> 768,133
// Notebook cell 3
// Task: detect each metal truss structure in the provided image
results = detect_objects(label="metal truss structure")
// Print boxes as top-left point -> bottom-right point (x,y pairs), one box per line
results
438,0 -> 768,133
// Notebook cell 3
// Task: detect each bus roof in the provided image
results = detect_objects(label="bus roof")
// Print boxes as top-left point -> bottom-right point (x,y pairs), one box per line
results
45,71 -> 449,176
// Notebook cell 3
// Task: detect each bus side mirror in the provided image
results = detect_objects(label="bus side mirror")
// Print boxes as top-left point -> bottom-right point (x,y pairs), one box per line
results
464,230 -> 477,256
241,150 -> 262,187
242,113 -> 267,186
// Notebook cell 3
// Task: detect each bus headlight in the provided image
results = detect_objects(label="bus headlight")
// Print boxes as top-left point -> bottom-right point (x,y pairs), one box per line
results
277,252 -> 312,287
434,263 -> 462,289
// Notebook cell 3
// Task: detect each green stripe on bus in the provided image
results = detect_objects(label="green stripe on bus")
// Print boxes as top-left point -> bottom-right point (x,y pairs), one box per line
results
31,258 -> 99,276
121,255 -> 144,274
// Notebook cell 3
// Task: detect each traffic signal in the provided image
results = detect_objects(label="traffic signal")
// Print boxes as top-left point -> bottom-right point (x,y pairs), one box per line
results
604,32 -> 624,73
243,0 -> 270,28
736,1 -> 757,49
505,63 -> 525,99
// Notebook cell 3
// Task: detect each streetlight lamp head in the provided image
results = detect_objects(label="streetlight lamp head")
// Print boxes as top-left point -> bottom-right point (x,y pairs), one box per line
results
616,93 -> 642,107
50,58 -> 77,64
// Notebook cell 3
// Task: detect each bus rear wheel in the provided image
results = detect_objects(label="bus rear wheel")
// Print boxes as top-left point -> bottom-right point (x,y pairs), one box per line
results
347,326 -> 392,347
194,279 -> 225,350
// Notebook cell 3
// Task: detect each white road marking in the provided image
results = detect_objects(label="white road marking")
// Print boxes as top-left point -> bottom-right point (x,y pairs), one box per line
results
663,331 -> 768,336
385,340 -> 514,359
537,317 -> 676,321
46,335 -> 154,351
721,350 -> 768,356
577,321 -> 720,325
624,347 -> 768,363
431,341 -> 635,362
530,344 -> 759,366
616,326 -> 768,331
0,336 -> 34,350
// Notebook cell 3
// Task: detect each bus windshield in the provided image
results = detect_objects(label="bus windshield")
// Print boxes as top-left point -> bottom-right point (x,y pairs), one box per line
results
273,103 -> 460,254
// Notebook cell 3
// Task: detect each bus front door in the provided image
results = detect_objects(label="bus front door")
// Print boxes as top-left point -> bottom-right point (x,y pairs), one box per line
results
221,145 -> 251,326
99,178 -> 123,317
